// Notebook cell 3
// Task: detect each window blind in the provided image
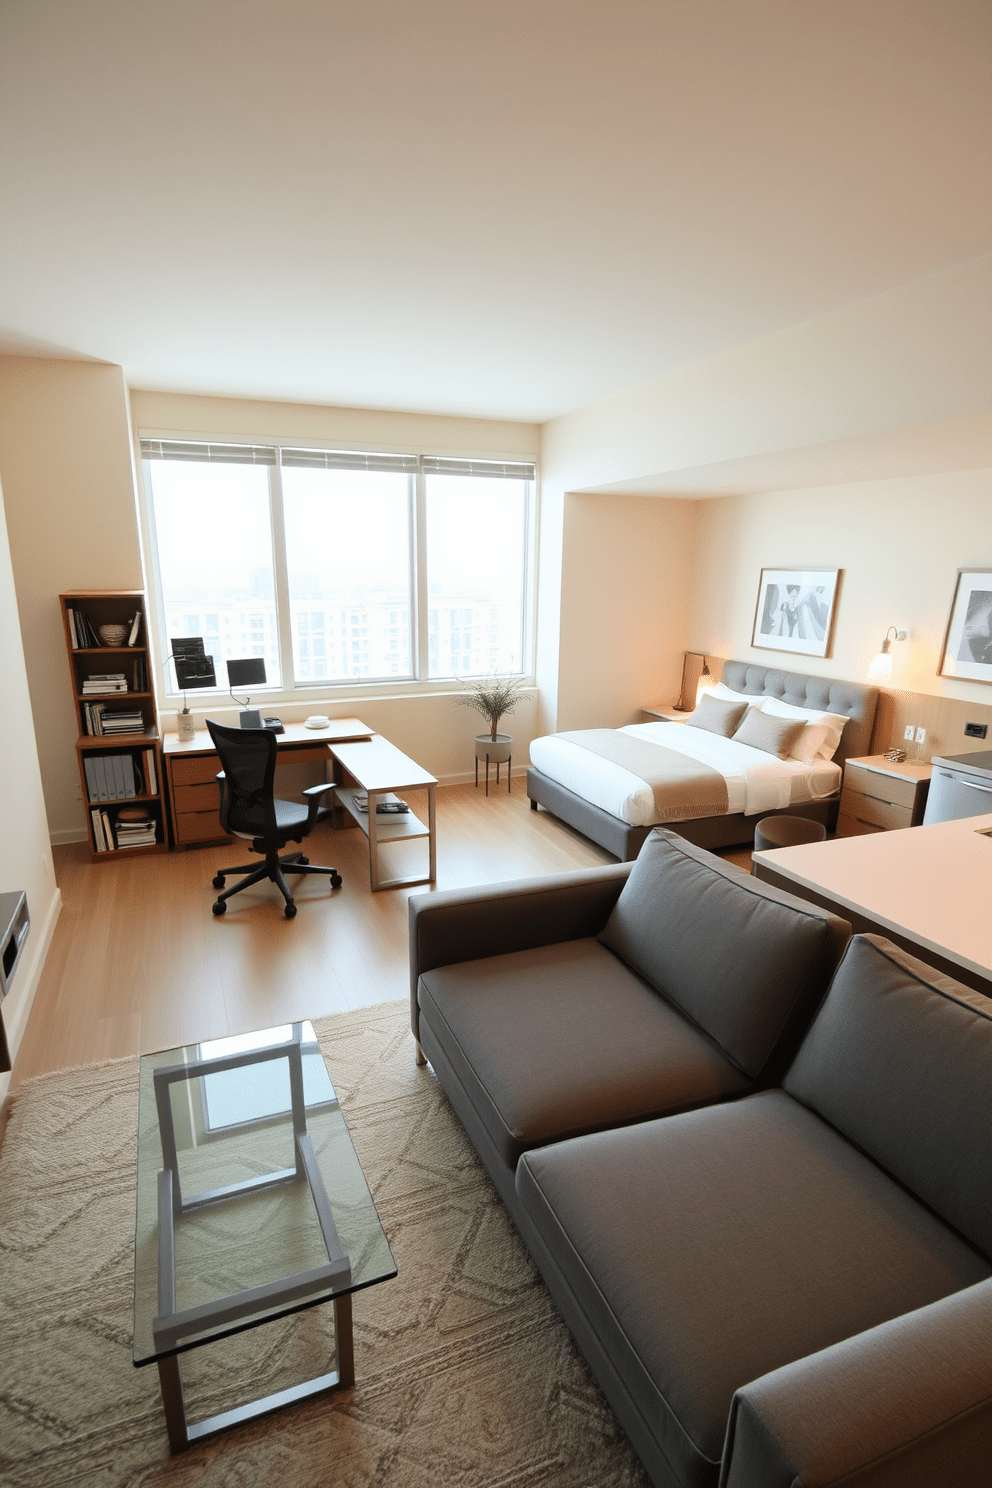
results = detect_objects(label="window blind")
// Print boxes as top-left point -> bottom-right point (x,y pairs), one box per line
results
421,457 -> 536,481
140,440 -> 277,465
280,448 -> 419,474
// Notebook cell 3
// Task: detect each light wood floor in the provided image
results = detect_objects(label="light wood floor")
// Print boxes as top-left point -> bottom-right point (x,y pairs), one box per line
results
13,786 -> 752,1086
12,784 -> 618,1084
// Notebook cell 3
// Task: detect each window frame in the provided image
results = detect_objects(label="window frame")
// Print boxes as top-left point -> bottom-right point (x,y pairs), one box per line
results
136,435 -> 539,706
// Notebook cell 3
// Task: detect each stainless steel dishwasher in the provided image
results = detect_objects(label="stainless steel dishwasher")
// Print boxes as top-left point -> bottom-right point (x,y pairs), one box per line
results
923,749 -> 992,824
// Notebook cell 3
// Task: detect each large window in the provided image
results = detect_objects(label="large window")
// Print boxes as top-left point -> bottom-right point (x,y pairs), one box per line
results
141,441 -> 535,696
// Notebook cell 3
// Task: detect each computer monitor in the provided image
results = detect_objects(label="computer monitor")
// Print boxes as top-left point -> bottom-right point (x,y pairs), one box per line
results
226,657 -> 267,689
227,658 -> 267,727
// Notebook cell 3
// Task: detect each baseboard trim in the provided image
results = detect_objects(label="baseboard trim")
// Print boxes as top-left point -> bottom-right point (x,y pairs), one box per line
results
50,827 -> 89,846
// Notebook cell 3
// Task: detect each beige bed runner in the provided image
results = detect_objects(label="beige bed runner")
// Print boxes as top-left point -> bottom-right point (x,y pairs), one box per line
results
557,730 -> 729,821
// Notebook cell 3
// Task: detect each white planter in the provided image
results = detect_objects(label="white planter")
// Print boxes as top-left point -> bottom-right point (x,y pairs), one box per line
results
475,733 -> 512,764
176,711 -> 196,741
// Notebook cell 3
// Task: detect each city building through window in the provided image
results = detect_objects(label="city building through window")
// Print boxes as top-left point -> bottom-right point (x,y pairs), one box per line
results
140,441 -> 535,697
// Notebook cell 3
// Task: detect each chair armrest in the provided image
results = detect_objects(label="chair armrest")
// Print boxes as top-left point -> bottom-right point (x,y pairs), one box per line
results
408,862 -> 633,1044
302,780 -> 337,828
721,1279 -> 992,1488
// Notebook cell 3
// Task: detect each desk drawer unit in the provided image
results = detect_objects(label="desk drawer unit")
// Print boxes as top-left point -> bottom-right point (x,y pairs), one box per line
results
172,755 -> 222,787
168,752 -> 229,847
167,743 -> 333,848
836,760 -> 929,838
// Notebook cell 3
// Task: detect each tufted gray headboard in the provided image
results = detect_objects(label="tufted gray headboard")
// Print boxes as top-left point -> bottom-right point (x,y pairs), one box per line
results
720,661 -> 877,766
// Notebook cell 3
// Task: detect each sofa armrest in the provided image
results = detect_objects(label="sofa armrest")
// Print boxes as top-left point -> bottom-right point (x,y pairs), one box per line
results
408,862 -> 633,1048
721,1278 -> 992,1488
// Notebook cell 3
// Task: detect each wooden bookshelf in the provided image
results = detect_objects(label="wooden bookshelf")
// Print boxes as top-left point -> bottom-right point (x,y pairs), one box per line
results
59,590 -> 167,861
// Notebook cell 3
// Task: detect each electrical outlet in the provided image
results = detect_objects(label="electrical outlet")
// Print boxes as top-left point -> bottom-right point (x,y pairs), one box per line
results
915,727 -> 927,745
903,724 -> 915,741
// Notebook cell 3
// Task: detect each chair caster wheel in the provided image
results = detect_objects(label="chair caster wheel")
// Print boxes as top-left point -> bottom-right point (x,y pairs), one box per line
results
212,900 -> 227,916
284,902 -> 297,918
212,875 -> 226,889
298,856 -> 309,866
331,873 -> 343,888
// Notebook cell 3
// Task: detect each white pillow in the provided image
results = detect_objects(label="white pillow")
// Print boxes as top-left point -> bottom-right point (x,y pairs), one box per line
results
710,681 -> 763,708
759,696 -> 850,763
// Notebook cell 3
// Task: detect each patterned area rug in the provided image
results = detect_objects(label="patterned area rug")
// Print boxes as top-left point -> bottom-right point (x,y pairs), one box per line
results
0,1000 -> 648,1487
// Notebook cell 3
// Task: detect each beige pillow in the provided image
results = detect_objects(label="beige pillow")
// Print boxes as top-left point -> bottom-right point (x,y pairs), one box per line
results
759,696 -> 850,761
733,708 -> 807,759
686,693 -> 748,737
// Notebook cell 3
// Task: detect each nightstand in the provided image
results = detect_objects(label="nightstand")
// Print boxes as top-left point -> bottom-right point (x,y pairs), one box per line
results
836,756 -> 932,837
641,706 -> 690,723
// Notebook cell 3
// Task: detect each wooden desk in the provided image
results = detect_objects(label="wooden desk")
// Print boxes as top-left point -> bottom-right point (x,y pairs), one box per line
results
162,719 -> 374,849
330,737 -> 437,892
752,812 -> 992,994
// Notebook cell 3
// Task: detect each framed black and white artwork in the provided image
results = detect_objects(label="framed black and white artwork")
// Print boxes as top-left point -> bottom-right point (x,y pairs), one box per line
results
938,569 -> 992,683
751,568 -> 840,659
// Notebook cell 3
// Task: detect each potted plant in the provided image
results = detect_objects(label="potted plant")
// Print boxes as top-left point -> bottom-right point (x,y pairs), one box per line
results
456,675 -> 527,767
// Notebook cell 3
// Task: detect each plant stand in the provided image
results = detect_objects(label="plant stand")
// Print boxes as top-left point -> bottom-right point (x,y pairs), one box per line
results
475,735 -> 512,796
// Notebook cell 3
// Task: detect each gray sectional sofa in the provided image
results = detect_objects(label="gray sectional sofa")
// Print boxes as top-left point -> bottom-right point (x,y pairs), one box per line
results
408,830 -> 992,1487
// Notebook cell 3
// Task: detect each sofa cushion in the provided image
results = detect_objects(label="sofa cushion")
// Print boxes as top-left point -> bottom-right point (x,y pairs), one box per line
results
597,831 -> 849,1078
516,1091 -> 991,1488
417,938 -> 751,1169
785,934 -> 992,1261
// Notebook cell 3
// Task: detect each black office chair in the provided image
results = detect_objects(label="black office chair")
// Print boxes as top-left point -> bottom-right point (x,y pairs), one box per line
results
206,719 -> 342,918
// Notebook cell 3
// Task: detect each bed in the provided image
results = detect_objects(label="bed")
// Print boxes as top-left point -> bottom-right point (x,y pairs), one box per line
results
526,660 -> 878,861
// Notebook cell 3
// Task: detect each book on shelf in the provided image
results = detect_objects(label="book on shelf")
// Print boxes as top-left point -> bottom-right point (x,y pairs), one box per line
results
351,791 -> 410,814
100,710 -> 144,734
91,808 -> 107,852
127,611 -> 142,646
114,807 -> 156,846
71,610 -> 100,648
142,747 -> 158,795
85,752 -> 140,802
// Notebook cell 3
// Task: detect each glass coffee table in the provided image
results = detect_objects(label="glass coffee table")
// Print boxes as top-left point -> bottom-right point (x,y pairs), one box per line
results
132,1021 -> 396,1453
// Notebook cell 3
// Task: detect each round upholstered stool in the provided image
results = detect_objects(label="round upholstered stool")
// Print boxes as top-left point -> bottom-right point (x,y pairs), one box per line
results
752,815 -> 828,856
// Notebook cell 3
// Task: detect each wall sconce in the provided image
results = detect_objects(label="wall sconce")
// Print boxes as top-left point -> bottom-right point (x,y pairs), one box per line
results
868,627 -> 908,682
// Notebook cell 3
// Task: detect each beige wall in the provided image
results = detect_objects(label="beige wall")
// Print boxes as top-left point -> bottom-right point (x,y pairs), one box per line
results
130,389 -> 541,460
555,493 -> 697,731
0,357 -> 143,841
690,466 -> 992,725
543,255 -> 992,496
0,473 -> 60,1101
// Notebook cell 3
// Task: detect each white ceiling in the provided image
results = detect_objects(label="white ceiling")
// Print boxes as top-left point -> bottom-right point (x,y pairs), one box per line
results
1,0 -> 990,424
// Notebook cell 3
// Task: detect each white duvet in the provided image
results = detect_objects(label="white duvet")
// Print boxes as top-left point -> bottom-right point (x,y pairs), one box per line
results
529,721 -> 842,826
